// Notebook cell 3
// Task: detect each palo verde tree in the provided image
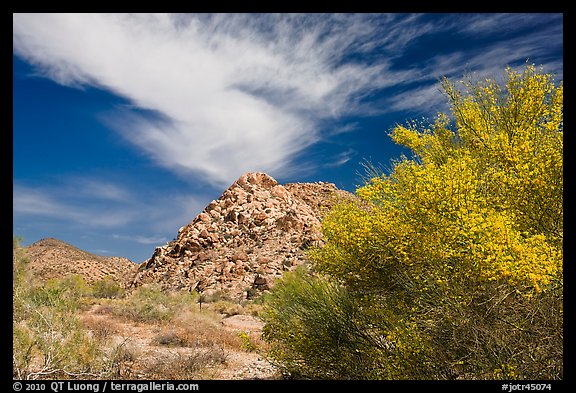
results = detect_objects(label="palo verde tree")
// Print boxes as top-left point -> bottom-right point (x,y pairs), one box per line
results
262,65 -> 563,379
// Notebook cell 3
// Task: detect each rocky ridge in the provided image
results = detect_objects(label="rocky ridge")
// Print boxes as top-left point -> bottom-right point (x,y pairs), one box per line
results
25,237 -> 136,286
131,172 -> 352,299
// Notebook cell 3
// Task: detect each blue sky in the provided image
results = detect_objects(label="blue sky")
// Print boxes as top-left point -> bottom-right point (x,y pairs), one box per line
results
13,13 -> 563,263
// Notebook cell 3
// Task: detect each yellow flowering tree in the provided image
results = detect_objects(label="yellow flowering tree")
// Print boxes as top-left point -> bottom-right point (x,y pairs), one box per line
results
262,66 -> 563,379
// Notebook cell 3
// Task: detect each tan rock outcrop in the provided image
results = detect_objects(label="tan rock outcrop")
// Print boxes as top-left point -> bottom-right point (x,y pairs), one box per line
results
131,172 -> 352,299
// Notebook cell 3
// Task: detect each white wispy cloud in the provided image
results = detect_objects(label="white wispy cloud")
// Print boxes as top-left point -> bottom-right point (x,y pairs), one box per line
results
324,149 -> 357,168
67,178 -> 134,201
13,177 -> 209,234
459,13 -> 563,37
112,233 -> 169,245
374,15 -> 563,115
388,83 -> 447,114
12,13 -> 404,187
13,184 -> 134,228
12,13 -> 562,187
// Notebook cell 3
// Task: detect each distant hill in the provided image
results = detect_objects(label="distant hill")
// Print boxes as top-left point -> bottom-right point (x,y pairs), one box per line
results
25,238 -> 136,286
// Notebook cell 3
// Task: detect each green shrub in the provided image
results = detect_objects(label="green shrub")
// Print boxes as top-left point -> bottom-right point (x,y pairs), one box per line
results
91,276 -> 125,299
261,266 -> 427,379
106,285 -> 197,322
12,240 -> 107,379
210,300 -> 243,317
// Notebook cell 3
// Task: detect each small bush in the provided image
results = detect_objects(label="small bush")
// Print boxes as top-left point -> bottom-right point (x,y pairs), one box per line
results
143,347 -> 227,379
199,289 -> 230,304
106,285 -> 197,323
82,316 -> 119,341
173,310 -> 243,350
211,300 -> 243,317
261,266 -> 400,379
152,329 -> 188,347
185,346 -> 228,371
92,277 -> 125,299
107,339 -> 140,379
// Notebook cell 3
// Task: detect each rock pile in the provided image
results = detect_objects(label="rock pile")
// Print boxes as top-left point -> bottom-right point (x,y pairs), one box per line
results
131,172 -> 351,299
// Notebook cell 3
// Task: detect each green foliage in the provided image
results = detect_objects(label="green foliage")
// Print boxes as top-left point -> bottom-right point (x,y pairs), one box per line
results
12,241 -> 106,379
262,66 -> 563,379
106,285 -> 197,322
238,331 -> 258,353
11,238 -> 256,380
261,267 -> 436,379
91,276 -> 125,299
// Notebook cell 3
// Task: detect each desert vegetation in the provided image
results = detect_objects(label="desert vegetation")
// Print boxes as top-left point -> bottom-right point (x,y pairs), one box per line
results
13,238 -> 271,380
261,65 -> 563,379
13,239 -> 107,379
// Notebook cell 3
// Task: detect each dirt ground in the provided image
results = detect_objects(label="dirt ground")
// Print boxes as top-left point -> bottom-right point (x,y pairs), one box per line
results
80,305 -> 279,380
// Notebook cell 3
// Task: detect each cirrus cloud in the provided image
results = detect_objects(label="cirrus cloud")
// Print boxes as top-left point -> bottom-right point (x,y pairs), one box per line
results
12,13 -> 400,187
13,13 -> 562,187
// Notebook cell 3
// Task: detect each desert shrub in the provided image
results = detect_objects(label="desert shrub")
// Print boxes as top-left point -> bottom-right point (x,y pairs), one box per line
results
241,301 -> 263,317
13,240 -> 107,379
145,347 -> 227,379
106,285 -> 197,323
152,329 -> 189,347
238,332 -> 257,352
91,276 -> 125,299
106,339 -> 140,379
261,266 -> 434,379
262,66 -> 563,379
210,300 -> 244,317
82,315 -> 119,341
172,310 -> 243,350
199,289 -> 230,303
29,275 -> 94,313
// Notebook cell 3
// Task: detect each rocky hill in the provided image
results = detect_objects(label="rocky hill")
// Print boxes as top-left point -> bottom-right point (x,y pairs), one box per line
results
25,238 -> 136,286
131,172 -> 352,299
